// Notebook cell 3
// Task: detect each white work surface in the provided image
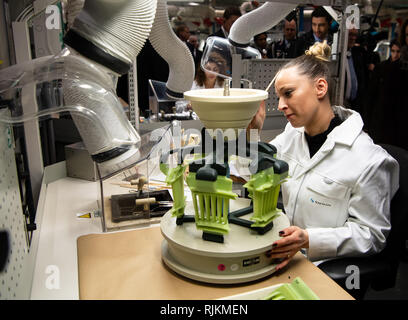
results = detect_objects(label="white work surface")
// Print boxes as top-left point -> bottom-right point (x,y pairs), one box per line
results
30,168 -> 102,299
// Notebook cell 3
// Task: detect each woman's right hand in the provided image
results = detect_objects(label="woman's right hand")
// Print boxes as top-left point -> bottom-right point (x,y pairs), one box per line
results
247,100 -> 266,133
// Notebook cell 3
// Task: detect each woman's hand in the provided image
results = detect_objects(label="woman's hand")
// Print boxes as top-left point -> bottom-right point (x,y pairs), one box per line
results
266,226 -> 309,271
247,100 -> 266,132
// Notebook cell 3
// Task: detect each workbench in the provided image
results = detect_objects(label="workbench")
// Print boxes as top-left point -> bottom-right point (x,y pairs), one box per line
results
30,161 -> 353,300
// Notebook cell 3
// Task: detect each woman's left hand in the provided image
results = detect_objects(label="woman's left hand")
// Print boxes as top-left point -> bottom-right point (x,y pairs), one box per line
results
266,226 -> 309,271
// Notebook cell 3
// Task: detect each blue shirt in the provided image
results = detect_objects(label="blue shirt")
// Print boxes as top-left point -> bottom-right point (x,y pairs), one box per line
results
313,33 -> 327,43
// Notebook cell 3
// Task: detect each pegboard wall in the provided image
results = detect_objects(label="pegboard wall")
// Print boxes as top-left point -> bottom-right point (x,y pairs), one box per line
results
246,59 -> 290,116
245,59 -> 340,116
0,115 -> 30,300
128,62 -> 139,131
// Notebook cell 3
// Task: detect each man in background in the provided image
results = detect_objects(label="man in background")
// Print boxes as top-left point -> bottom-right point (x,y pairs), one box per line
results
209,6 -> 241,39
188,34 -> 203,72
176,24 -> 191,43
344,28 -> 369,116
253,32 -> 269,58
297,7 -> 333,54
269,17 -> 299,58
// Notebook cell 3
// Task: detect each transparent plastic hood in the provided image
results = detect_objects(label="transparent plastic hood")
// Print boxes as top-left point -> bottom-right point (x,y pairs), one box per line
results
0,48 -> 141,177
201,36 -> 261,79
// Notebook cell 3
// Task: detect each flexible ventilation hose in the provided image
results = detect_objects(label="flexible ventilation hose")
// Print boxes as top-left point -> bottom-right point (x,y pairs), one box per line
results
66,0 -> 85,29
64,0 -> 157,75
149,0 -> 195,99
228,2 -> 296,47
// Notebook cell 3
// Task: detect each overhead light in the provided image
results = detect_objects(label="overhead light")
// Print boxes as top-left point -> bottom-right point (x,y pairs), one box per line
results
188,2 -> 200,6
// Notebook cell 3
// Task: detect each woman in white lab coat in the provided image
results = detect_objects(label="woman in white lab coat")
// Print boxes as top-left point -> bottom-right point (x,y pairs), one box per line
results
261,42 -> 400,270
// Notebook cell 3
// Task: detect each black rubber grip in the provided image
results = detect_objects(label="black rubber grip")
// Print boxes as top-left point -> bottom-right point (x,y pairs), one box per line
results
91,146 -> 129,163
64,29 -> 130,75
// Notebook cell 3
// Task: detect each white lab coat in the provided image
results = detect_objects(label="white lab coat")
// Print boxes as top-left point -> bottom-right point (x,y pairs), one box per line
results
270,106 -> 399,262
190,80 -> 222,90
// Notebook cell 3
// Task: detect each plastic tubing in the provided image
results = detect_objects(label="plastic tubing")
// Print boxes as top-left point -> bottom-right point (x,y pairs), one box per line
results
65,0 -> 157,75
149,0 -> 195,99
0,105 -> 116,144
228,2 -> 296,47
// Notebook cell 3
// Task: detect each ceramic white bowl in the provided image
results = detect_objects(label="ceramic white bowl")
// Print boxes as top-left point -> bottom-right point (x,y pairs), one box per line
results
184,88 -> 268,131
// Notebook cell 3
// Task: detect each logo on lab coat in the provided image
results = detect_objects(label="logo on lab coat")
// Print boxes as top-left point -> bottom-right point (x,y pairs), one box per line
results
310,198 -> 332,207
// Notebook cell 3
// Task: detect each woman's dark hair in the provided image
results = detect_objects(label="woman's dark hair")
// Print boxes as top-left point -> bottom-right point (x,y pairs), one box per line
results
390,39 -> 401,49
311,6 -> 332,24
399,19 -> 408,46
195,55 -> 225,87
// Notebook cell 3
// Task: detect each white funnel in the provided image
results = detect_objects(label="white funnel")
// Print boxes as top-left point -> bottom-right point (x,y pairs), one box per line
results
184,88 -> 267,131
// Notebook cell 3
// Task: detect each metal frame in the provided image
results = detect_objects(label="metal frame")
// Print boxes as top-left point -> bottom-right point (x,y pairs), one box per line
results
128,61 -> 140,131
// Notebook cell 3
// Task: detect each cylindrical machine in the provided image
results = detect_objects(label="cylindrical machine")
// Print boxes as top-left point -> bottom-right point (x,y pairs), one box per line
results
160,200 -> 290,284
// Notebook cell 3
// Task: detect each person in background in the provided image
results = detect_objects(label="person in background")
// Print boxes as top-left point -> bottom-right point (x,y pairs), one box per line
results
176,24 -> 191,43
180,54 -> 226,113
253,32 -> 269,59
297,7 -> 333,55
398,19 -> 408,73
209,6 -> 241,39
188,34 -> 200,52
176,26 -> 202,77
269,17 -> 299,58
357,35 -> 381,73
188,34 -> 203,73
191,54 -> 226,90
399,19 -> 408,48
364,34 -> 408,151
389,39 -> 401,63
251,41 -> 399,270
344,28 -> 369,118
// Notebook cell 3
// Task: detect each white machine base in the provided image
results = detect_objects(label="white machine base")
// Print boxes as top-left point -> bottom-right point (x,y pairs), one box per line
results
160,198 -> 290,284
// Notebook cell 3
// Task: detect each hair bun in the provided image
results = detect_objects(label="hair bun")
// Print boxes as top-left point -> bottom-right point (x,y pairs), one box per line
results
305,40 -> 332,61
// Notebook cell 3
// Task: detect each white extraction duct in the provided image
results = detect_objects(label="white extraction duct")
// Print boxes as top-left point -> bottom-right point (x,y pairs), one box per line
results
65,0 -> 157,74
149,0 -> 195,99
65,0 -> 195,97
57,0 -> 159,176
229,2 -> 296,47
65,0 -> 85,29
